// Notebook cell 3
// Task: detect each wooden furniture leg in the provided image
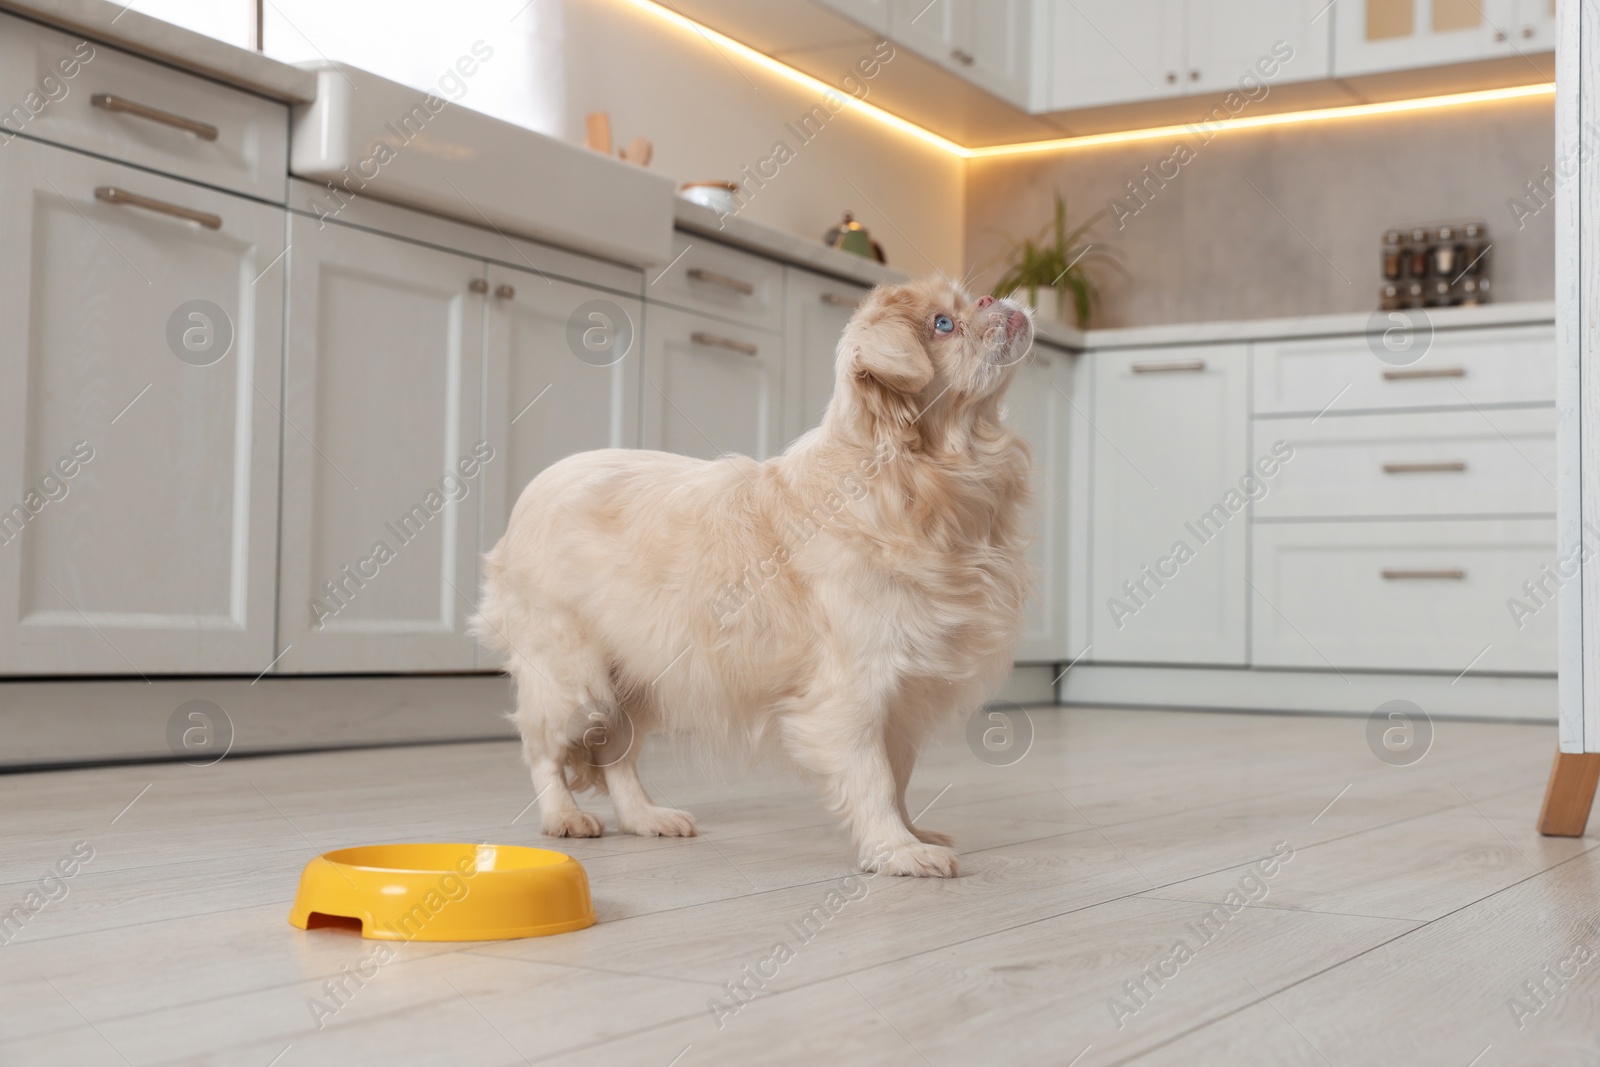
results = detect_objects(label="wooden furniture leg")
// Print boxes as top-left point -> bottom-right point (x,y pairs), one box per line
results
1538,752 -> 1600,836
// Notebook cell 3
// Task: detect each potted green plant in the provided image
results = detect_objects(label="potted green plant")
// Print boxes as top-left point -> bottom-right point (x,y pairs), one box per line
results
991,194 -> 1120,327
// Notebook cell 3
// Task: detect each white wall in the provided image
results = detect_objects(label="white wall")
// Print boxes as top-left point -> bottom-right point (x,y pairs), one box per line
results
554,0 -> 964,275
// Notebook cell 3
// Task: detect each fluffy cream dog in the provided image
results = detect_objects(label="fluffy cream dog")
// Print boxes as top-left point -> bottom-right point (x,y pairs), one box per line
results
474,277 -> 1033,877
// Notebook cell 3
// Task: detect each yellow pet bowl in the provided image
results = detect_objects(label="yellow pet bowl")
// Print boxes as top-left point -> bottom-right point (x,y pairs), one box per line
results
288,843 -> 594,942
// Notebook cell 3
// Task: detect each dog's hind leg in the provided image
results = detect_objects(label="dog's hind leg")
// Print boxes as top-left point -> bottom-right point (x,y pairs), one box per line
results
506,633 -> 609,838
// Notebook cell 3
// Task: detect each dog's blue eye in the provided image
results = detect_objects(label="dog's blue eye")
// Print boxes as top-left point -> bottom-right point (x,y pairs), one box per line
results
934,315 -> 954,334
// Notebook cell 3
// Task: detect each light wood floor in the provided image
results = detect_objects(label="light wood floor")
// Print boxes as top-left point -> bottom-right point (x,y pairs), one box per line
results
1,704 -> 1595,1066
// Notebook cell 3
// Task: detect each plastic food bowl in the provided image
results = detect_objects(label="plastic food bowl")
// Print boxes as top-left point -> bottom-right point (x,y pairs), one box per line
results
288,843 -> 595,942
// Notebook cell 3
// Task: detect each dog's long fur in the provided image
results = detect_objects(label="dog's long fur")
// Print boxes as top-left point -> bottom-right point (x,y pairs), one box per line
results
473,277 -> 1033,876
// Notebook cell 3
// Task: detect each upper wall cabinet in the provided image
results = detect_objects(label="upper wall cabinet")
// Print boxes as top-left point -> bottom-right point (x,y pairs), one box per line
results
1048,0 -> 1331,111
1050,0 -> 1183,110
1334,0 -> 1555,77
815,0 -> 890,34
889,0 -> 1031,105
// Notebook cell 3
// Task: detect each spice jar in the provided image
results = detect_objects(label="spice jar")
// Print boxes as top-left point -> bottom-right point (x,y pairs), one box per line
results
1461,222 -> 1487,274
1433,225 -> 1458,277
1382,231 -> 1403,280
1408,228 -> 1431,277
1380,283 -> 1403,310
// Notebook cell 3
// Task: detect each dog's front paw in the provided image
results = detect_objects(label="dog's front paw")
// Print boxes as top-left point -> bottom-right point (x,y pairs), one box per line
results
543,810 -> 605,838
862,841 -> 960,878
621,806 -> 698,837
912,827 -> 955,848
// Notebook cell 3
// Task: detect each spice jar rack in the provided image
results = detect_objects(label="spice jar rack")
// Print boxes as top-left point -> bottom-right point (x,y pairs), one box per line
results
1379,221 -> 1491,310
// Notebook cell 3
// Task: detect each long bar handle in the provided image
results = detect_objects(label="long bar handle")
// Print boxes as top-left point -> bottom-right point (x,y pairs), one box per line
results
94,186 -> 222,230
691,331 -> 758,357
91,93 -> 218,141
687,267 -> 755,295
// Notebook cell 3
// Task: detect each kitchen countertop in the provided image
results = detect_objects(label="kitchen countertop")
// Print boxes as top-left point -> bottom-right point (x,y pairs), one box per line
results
0,0 -> 317,101
674,199 -> 907,290
674,204 -> 1554,352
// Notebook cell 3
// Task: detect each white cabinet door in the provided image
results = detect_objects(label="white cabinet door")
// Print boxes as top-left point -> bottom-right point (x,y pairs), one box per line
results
1514,0 -> 1557,50
961,0 -> 1032,104
888,0 -> 1029,104
277,217 -> 485,673
814,0 -> 891,34
1049,0 -> 1184,110
0,136 -> 283,675
889,0 -> 960,62
1184,0 -> 1329,93
642,304 -> 784,462
480,267 -> 641,593
1008,344 -> 1074,663
1090,344 -> 1250,665
1333,0 -> 1521,77
783,270 -> 867,442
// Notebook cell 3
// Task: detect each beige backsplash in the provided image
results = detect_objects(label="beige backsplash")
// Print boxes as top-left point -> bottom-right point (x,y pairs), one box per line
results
965,94 -> 1555,329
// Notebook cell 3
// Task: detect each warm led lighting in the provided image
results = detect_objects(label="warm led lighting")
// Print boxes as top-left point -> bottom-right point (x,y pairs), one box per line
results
619,0 -> 967,157
627,0 -> 1555,159
966,82 -> 1557,158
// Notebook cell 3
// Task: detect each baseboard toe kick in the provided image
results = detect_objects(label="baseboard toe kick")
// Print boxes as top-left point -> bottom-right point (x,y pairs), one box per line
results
0,674 -> 519,770
1057,663 -> 1557,722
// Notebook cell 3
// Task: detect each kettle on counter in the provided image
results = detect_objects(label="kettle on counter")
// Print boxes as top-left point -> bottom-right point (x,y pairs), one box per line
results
824,212 -> 886,263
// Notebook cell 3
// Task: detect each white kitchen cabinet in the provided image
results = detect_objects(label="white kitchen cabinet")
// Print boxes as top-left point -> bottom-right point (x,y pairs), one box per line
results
642,304 -> 784,462
1332,0 -> 1541,78
0,136 -> 284,674
277,216 -> 485,673
891,0 -> 1031,105
814,0 -> 890,35
782,269 -> 867,441
1048,0 -> 1183,110
1184,0 -> 1329,94
1048,0 -> 1327,111
480,266 -> 641,563
1090,344 -> 1250,665
1008,343 -> 1074,663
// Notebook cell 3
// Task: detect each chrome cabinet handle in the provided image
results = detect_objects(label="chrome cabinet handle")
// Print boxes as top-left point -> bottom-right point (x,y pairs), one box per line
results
691,331 -> 758,357
495,284 -> 515,300
91,93 -> 218,141
1131,359 -> 1205,373
468,278 -> 490,294
1382,461 -> 1467,474
1189,69 -> 1200,81
1382,569 -> 1466,580
687,267 -> 755,295
93,186 -> 221,229
1383,366 -> 1465,380
820,291 -> 860,308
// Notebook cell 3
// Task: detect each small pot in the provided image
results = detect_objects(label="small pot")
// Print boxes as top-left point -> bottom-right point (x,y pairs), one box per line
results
1013,286 -> 1066,324
679,181 -> 739,215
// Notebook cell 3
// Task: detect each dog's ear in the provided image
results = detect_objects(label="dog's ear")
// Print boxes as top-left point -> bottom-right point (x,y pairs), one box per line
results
838,297 -> 933,399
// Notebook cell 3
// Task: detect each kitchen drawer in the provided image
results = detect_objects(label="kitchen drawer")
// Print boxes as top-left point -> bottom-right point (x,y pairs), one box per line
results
1253,408 -> 1556,519
0,13 -> 289,203
1252,324 -> 1556,416
647,232 -> 785,331
1251,520 -> 1556,673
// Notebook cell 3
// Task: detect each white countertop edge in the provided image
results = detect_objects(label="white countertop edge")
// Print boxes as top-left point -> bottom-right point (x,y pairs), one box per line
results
0,0 -> 317,102
1077,301 -> 1557,350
